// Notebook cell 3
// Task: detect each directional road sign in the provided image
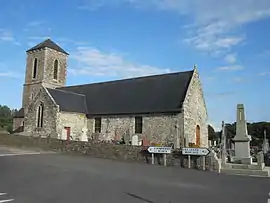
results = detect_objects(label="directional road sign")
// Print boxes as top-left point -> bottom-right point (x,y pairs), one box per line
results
147,146 -> 172,154
182,147 -> 210,156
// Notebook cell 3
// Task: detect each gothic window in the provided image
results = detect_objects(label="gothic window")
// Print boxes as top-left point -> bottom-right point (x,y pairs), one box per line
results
33,58 -> 38,79
53,60 -> 59,80
37,103 -> 44,128
94,118 -> 101,133
135,116 -> 143,134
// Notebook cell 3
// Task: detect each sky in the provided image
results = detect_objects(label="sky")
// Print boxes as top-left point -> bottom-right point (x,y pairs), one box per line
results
0,0 -> 269,131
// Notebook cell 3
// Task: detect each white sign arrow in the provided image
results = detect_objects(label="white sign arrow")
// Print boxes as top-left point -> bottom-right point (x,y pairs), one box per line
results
182,147 -> 210,156
147,147 -> 172,154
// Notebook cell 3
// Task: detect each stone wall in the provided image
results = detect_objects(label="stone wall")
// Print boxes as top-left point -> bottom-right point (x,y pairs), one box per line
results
13,118 -> 24,131
87,113 -> 184,147
183,68 -> 208,147
0,134 -> 220,172
24,86 -> 59,138
57,112 -> 88,141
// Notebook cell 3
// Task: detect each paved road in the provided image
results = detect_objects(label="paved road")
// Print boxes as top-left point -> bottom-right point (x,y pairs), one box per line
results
0,147 -> 269,203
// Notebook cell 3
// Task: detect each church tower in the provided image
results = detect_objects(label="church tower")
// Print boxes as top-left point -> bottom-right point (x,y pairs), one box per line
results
22,39 -> 69,110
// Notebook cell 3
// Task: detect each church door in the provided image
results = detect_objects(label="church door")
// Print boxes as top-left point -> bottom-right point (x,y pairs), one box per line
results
64,127 -> 71,142
196,125 -> 200,147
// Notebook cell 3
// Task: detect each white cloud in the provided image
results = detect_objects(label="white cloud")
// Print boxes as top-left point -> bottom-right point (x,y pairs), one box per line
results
224,53 -> 237,64
0,72 -> 22,78
259,71 -> 270,76
216,65 -> 244,71
233,77 -> 244,83
27,21 -> 43,27
0,29 -> 14,42
70,46 -> 171,78
80,0 -> 270,54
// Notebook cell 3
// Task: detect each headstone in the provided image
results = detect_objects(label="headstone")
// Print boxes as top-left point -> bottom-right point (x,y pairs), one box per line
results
263,130 -> 269,154
131,135 -> 139,146
257,151 -> 265,169
233,104 -> 252,164
81,128 -> 88,142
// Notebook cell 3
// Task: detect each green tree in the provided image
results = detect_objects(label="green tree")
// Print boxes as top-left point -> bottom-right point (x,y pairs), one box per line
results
219,122 -> 270,146
208,125 -> 216,141
0,105 -> 14,133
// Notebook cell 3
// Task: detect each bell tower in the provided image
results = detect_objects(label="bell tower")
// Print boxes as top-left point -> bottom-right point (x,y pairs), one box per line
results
22,39 -> 69,110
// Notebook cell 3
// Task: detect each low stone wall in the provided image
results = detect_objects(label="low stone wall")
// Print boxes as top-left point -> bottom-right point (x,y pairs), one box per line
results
0,134 -> 220,172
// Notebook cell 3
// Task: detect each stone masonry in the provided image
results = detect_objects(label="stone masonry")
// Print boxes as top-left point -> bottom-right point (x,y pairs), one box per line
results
183,68 -> 208,147
24,86 -> 59,138
86,114 -> 183,146
57,112 -> 88,141
22,47 -> 67,112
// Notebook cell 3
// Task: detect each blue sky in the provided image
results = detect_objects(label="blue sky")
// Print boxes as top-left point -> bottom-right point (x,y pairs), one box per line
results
0,0 -> 269,130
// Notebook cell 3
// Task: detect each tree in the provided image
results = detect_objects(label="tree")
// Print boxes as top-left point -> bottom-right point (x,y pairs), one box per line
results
0,105 -> 14,133
208,125 -> 216,141
219,122 -> 270,146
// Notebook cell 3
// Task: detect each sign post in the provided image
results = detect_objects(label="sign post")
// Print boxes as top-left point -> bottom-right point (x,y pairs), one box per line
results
147,146 -> 172,166
182,147 -> 210,156
182,147 -> 210,170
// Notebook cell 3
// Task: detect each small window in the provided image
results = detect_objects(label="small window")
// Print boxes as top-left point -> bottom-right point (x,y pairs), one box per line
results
37,103 -> 44,128
33,58 -> 38,79
53,60 -> 58,80
94,118 -> 101,133
135,116 -> 143,134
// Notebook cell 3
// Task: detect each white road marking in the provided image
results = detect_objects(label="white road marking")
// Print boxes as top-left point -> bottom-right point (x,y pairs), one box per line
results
0,152 -> 41,157
0,193 -> 14,202
0,199 -> 14,203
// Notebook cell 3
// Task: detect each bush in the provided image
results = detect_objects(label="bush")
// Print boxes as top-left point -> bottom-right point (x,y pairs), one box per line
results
6,125 -> 13,134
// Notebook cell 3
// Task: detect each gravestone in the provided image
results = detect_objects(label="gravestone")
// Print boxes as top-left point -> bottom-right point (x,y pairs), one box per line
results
263,130 -> 269,154
233,104 -> 252,164
81,128 -> 88,142
131,135 -> 139,146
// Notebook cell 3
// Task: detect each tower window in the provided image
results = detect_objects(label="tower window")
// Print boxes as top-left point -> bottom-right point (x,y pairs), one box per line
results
135,116 -> 143,134
53,60 -> 59,80
37,103 -> 44,128
33,58 -> 38,79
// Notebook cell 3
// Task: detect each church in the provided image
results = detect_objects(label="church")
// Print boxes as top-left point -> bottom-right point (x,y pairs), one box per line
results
13,39 -> 209,148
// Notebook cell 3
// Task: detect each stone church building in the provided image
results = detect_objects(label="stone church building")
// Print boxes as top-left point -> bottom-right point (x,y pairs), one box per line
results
13,39 -> 208,148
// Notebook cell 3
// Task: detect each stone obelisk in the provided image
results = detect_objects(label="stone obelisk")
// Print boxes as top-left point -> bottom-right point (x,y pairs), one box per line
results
233,104 -> 252,164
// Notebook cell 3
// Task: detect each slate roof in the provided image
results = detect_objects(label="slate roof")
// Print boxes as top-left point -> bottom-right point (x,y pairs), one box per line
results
46,88 -> 88,114
26,39 -> 69,55
13,108 -> 24,118
55,70 -> 194,116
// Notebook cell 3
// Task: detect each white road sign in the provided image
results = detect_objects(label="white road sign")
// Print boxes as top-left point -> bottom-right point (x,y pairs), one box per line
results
182,147 -> 210,156
148,147 -> 172,154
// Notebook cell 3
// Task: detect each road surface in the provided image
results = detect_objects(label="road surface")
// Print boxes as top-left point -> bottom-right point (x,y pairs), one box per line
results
0,146 -> 269,203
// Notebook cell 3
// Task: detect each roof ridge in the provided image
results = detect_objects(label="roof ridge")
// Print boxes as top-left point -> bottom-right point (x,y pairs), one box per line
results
64,69 -> 194,89
49,87 -> 86,97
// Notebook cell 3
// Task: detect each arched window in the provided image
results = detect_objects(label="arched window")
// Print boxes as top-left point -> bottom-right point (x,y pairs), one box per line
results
37,103 -> 44,128
53,60 -> 58,80
33,58 -> 38,79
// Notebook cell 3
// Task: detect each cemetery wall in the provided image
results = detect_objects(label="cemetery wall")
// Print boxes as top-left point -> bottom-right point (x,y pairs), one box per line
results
0,134 -> 219,171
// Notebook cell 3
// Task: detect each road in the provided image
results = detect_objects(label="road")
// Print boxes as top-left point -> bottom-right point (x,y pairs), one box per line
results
0,146 -> 269,203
